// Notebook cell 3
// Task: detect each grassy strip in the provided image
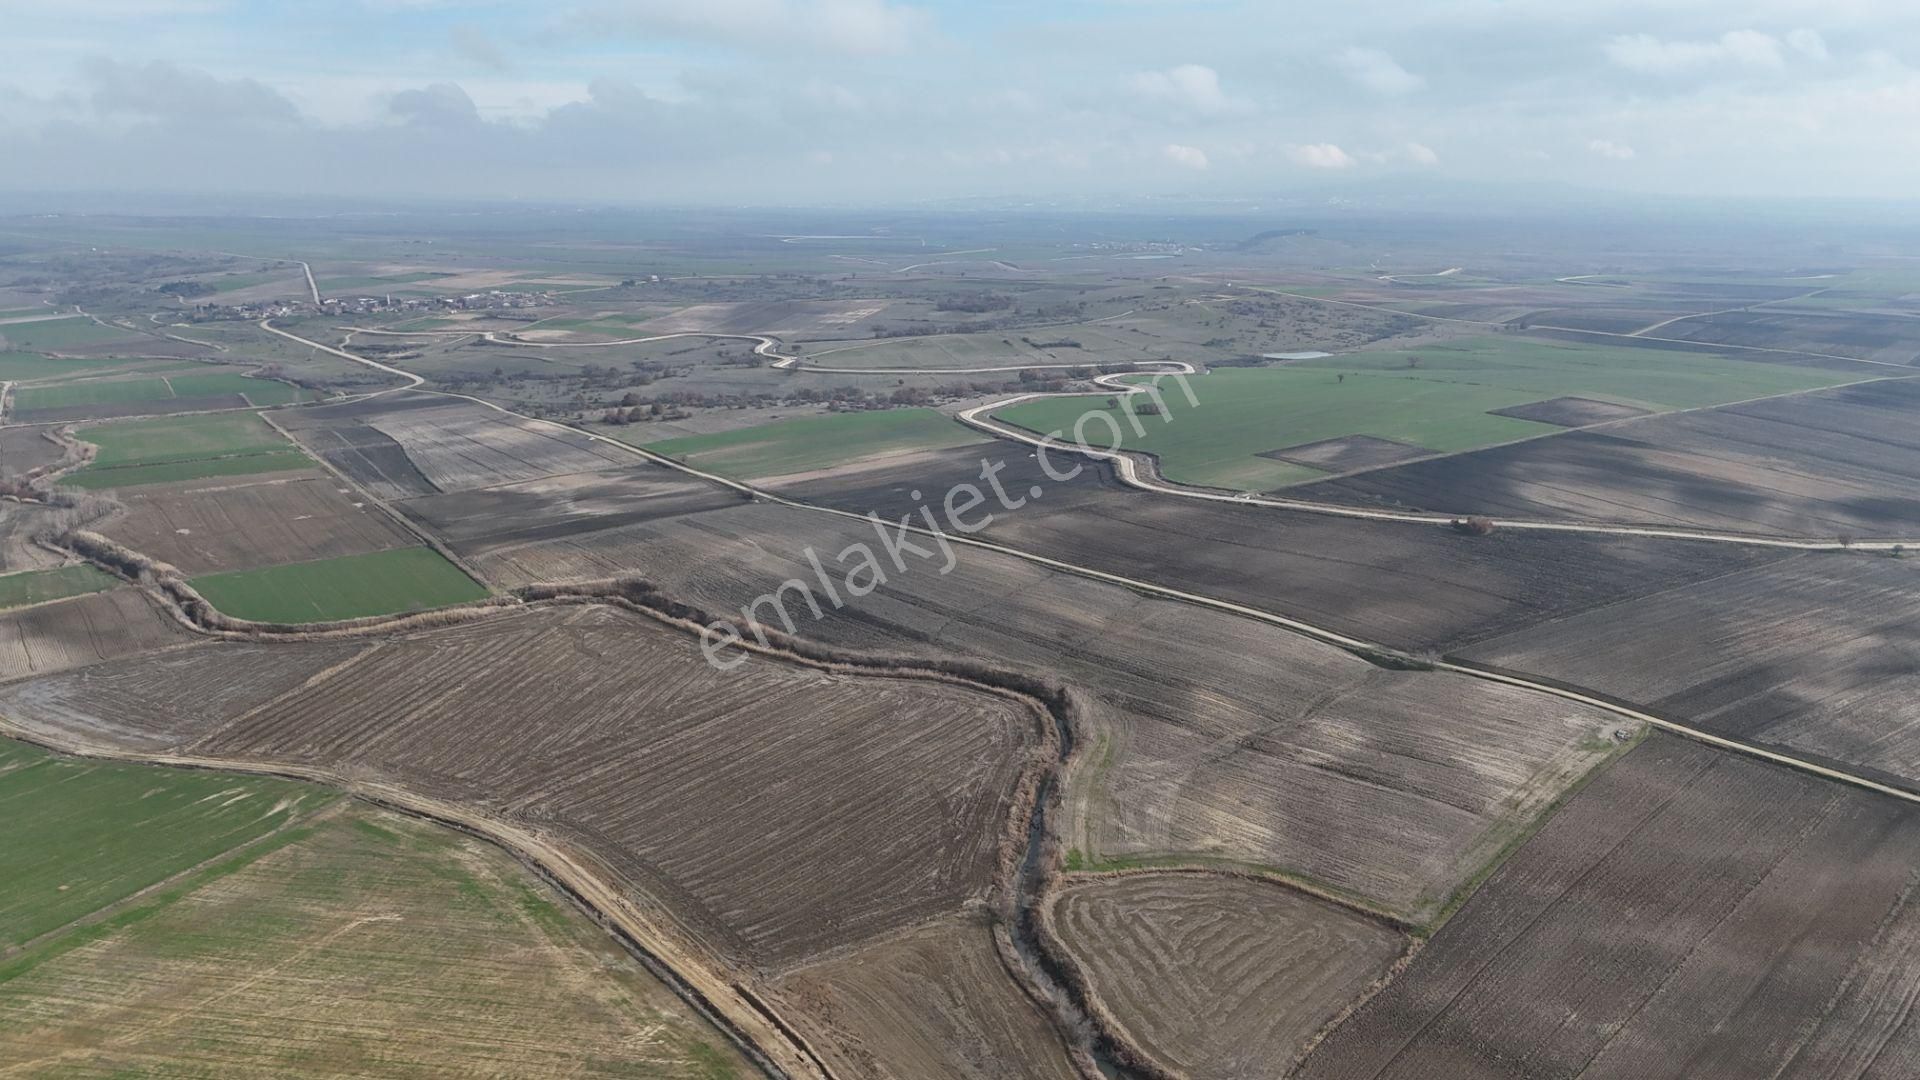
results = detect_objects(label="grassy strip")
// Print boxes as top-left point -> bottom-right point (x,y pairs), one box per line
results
64,449 -> 312,489
0,565 -> 117,610
188,546 -> 491,623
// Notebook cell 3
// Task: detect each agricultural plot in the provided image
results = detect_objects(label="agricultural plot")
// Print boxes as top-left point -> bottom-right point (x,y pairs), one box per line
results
394,466 -> 744,559
0,316 -> 145,351
0,427 -> 64,479
1667,309 -> 1920,365
0,565 -> 116,610
0,589 -> 192,681
0,738 -> 330,949
68,411 -> 312,489
772,916 -> 1078,1080
357,395 -> 637,491
9,370 -> 307,422
0,502 -> 65,574
0,604 -> 1048,977
473,501 -> 1637,922
102,472 -> 415,574
1465,555 -> 1920,787
1045,873 -> 1407,1078
775,445 -> 1788,654
188,546 -> 488,623
0,351 -> 158,383
1295,734 -> 1920,1080
995,336 -> 1852,490
1298,378 -> 1920,535
638,407 -> 991,481
638,298 -> 895,338
275,419 -> 441,499
0,757 -> 749,1079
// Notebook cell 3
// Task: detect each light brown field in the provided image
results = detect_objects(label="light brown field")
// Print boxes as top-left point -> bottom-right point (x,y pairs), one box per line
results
100,471 -> 414,573
771,915 -> 1078,1080
0,801 -> 753,1078
359,398 -> 636,491
1046,873 -> 1407,1079
471,501 -> 1633,923
0,589 -> 191,681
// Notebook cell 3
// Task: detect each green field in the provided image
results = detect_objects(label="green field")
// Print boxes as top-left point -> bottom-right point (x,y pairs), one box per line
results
0,352 -> 152,382
0,739 -> 332,950
189,547 -> 490,623
12,371 -> 309,413
0,566 -> 118,610
996,336 -> 1851,489
164,371 -> 310,405
0,740 -> 745,1076
0,317 -> 143,350
639,407 -> 991,479
67,412 -> 313,488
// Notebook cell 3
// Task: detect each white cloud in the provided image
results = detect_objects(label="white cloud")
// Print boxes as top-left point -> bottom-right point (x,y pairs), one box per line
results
588,0 -> 929,57
1404,141 -> 1439,165
1786,28 -> 1830,61
1336,48 -> 1424,95
1588,138 -> 1637,160
1289,142 -> 1355,169
1162,142 -> 1209,169
1128,64 -> 1248,115
1603,29 -> 1797,73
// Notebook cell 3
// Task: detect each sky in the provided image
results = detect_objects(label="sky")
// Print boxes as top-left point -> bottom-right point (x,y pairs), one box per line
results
3,0 -> 1918,206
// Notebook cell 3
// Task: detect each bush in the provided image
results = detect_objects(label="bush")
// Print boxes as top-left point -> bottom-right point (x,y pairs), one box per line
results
1453,515 -> 1497,536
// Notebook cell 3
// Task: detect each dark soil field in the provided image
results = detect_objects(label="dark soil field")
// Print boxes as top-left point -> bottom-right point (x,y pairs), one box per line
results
1463,554 -> 1920,788
1260,435 -> 1429,472
771,915 -> 1078,1080
393,465 -> 745,558
1297,379 -> 1920,536
1669,309 -> 1920,365
1488,395 -> 1652,426
0,589 -> 191,681
1294,734 -> 1920,1080
472,501 -> 1632,922
775,445 -> 1788,653
274,422 -> 440,499
0,603 -> 1046,976
0,427 -> 66,478
101,471 -> 414,573
1047,873 -> 1407,1078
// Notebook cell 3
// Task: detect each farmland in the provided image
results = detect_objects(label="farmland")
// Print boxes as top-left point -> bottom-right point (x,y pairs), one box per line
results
0,603 -> 1049,974
102,472 -> 415,574
995,336 -> 1856,490
0,589 -> 193,681
0,737 -> 331,949
1465,555 -> 1920,786
0,565 -> 116,610
1044,873 -> 1407,1077
638,407 -> 991,480
1294,735 -> 1920,1080
477,500 -> 1638,923
188,546 -> 488,622
1299,378 -> 1920,536
68,412 -> 313,489
0,316 -> 146,351
0,743 -> 750,1077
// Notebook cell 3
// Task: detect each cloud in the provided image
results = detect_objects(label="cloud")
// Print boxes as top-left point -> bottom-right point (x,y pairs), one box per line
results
389,82 -> 483,127
1162,142 -> 1209,169
1603,29 -> 1806,73
583,0 -> 928,57
450,25 -> 512,73
1588,138 -> 1637,160
1336,48 -> 1424,95
1128,64 -> 1248,115
1404,141 -> 1439,165
1289,142 -> 1355,169
80,58 -> 301,125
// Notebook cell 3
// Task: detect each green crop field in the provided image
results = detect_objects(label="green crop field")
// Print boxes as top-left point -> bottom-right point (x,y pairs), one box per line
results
639,407 -> 991,479
0,739 -> 332,950
0,353 -> 151,382
189,547 -> 490,623
164,371 -> 310,404
0,566 -> 118,611
0,317 -> 144,350
0,759 -> 747,1077
996,336 -> 1850,490
67,412 -> 313,488
11,377 -> 174,411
